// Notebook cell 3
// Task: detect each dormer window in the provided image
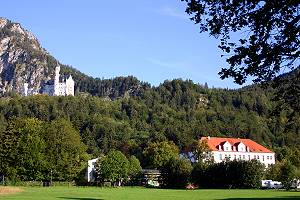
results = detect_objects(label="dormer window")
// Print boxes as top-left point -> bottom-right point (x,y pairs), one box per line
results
236,142 -> 246,152
222,141 -> 232,152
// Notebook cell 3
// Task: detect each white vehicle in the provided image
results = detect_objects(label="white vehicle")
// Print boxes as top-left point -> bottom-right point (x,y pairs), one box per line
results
291,179 -> 300,189
261,180 -> 283,189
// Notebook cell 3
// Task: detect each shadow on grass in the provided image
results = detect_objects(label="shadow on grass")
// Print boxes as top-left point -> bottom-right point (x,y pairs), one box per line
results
220,197 -> 300,200
58,197 -> 104,200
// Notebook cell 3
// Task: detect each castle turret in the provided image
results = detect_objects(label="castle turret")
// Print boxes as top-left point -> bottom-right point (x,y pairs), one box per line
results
65,75 -> 74,96
22,83 -> 28,96
54,65 -> 60,96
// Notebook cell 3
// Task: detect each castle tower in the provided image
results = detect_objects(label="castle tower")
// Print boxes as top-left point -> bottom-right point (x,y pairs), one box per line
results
22,83 -> 28,96
65,75 -> 75,96
54,65 -> 60,96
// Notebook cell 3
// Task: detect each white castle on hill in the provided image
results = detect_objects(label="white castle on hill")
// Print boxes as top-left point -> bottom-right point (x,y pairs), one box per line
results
22,65 -> 74,96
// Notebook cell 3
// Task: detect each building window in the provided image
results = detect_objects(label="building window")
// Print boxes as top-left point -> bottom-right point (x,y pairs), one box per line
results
234,155 -> 237,160
254,155 -> 256,159
267,156 -> 269,160
257,155 -> 259,160
219,154 -> 222,160
262,156 -> 265,161
239,155 -> 242,160
270,156 -> 272,160
243,155 -> 245,160
226,147 -> 229,151
248,155 -> 251,160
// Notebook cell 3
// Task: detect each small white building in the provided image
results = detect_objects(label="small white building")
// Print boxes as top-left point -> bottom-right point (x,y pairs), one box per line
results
85,158 -> 99,182
201,136 -> 275,167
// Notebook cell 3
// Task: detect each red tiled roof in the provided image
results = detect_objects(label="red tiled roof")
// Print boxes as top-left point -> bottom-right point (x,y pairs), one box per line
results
200,137 -> 273,153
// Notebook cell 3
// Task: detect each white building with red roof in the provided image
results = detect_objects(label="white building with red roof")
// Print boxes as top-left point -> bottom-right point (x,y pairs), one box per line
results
201,136 -> 275,167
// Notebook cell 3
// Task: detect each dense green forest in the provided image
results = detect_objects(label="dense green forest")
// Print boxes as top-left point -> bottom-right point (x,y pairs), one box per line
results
0,78 -> 299,182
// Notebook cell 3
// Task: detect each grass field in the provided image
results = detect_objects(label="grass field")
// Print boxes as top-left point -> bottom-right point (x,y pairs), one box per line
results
0,186 -> 300,200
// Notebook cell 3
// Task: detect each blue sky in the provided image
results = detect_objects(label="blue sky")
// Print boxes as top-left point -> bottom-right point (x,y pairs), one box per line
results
1,0 -> 244,88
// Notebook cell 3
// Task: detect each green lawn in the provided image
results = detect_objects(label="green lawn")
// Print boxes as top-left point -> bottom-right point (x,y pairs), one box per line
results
1,186 -> 300,200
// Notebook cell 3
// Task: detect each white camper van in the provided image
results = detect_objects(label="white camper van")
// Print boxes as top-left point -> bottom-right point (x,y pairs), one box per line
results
261,180 -> 283,189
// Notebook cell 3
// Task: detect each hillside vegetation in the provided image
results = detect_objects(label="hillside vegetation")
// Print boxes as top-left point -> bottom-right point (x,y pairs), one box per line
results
0,79 -> 299,182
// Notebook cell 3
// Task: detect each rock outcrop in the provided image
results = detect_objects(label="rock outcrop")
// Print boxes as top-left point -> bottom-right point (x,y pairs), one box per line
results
0,17 -> 55,94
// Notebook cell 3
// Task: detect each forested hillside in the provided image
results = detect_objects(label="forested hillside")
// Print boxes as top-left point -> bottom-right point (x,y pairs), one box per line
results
0,78 -> 299,182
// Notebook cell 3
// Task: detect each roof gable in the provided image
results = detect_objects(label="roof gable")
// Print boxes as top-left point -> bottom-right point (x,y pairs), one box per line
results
200,137 -> 273,153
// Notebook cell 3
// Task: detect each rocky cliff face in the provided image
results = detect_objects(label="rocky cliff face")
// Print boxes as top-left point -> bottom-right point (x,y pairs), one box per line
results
0,17 -> 56,94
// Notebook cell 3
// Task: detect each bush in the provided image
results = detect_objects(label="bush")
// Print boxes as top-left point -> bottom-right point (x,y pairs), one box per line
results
161,157 -> 192,188
191,160 -> 264,188
265,161 -> 298,190
191,162 -> 209,187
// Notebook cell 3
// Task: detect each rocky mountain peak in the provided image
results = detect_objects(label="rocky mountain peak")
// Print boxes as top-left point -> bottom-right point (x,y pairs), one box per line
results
0,18 -> 8,28
0,17 -> 55,94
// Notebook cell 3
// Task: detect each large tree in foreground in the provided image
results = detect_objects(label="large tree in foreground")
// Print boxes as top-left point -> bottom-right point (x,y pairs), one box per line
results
44,119 -> 88,181
181,0 -> 299,84
95,150 -> 129,186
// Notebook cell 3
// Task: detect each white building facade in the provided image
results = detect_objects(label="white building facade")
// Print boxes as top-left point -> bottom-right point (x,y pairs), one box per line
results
85,158 -> 99,182
22,65 -> 74,96
201,136 -> 275,167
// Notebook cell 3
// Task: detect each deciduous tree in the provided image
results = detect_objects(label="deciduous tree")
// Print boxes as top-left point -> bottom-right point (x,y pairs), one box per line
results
143,141 -> 179,169
96,150 -> 129,186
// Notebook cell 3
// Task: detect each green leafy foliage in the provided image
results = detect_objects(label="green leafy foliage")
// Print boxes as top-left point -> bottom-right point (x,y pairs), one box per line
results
191,160 -> 264,189
181,0 -> 299,84
95,150 -> 130,186
128,155 -> 142,178
181,1 -> 300,132
0,118 -> 45,181
143,141 -> 179,169
161,157 -> 192,188
0,117 -> 88,182
43,119 -> 88,181
265,161 -> 297,190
